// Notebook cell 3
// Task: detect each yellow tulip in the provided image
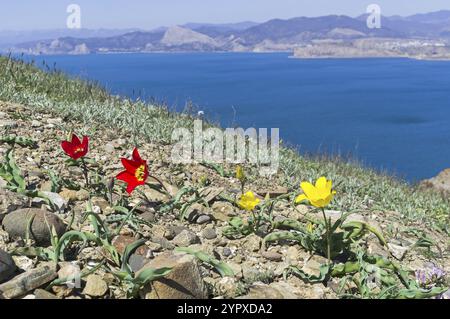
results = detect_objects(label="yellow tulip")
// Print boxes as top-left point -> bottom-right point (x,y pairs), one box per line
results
238,191 -> 260,211
295,176 -> 336,208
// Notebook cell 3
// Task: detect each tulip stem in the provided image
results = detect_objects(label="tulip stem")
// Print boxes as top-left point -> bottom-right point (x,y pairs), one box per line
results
80,158 -> 89,187
321,208 -> 331,265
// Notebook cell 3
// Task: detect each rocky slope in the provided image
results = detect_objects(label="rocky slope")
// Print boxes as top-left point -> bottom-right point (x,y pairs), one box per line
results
0,101 -> 448,299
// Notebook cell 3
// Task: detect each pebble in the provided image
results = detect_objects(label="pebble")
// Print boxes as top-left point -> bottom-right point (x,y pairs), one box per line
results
172,230 -> 201,247
202,227 -> 217,240
83,275 -> 108,297
262,251 -> 283,261
196,215 -> 211,224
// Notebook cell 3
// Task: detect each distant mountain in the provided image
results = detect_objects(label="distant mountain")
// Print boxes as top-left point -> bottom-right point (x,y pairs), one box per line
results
236,15 -> 401,45
182,21 -> 259,37
7,11 -> 450,55
0,28 -> 141,48
402,10 -> 450,24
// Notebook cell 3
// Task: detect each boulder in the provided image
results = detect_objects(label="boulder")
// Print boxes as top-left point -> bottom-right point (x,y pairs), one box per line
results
138,251 -> 208,299
2,208 -> 66,246
0,249 -> 16,283
0,262 -> 57,299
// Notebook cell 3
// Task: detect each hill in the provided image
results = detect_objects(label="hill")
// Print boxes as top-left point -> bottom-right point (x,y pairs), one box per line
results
0,56 -> 448,299
8,11 -> 450,55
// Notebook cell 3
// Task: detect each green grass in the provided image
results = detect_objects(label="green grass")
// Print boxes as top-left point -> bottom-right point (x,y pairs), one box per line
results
0,54 -> 448,234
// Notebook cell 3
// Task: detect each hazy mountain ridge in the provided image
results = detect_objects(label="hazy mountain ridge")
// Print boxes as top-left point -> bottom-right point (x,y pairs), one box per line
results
6,10 -> 450,55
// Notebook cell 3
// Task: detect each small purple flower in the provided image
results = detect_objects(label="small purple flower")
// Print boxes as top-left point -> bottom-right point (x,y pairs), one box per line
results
415,264 -> 447,288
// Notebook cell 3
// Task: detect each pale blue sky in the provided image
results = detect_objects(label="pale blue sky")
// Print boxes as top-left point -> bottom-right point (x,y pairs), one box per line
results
1,0 -> 450,30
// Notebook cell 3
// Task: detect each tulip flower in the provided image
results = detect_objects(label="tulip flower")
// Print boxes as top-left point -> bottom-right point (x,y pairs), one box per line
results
61,134 -> 90,186
238,191 -> 260,211
296,176 -> 336,264
61,134 -> 89,160
295,176 -> 336,208
116,148 -> 149,194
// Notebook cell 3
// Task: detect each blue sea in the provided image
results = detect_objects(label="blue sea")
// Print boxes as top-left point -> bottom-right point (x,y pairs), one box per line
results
23,52 -> 450,182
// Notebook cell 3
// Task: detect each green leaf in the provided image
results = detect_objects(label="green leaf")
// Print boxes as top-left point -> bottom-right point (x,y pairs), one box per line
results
121,239 -> 147,274
285,264 -> 330,283
133,267 -> 172,286
175,247 -> 234,277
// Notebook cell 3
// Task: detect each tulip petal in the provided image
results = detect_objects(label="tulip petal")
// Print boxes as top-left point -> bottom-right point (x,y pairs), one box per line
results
295,194 -> 308,204
71,134 -> 81,146
121,158 -> 139,172
81,136 -> 89,153
315,177 -> 327,189
132,148 -> 143,162
61,140 -> 75,156
116,171 -> 133,182
300,182 -> 316,199
126,183 -> 139,194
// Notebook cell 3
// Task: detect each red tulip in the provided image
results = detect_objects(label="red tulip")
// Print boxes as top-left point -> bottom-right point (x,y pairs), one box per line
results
116,148 -> 149,194
61,134 -> 89,160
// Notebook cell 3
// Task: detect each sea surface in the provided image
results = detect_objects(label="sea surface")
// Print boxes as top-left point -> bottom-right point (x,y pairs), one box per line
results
22,52 -> 450,182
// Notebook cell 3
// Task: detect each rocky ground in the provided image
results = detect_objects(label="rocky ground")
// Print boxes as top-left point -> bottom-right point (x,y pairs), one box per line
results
0,101 -> 448,299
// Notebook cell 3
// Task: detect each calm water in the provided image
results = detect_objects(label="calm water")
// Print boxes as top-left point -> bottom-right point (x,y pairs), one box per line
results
24,53 -> 450,182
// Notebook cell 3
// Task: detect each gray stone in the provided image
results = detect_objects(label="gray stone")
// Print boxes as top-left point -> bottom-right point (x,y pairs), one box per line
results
222,247 -> 232,257
387,242 -> 409,260
196,215 -> 211,225
167,225 -> 189,237
202,227 -> 217,240
262,251 -> 283,261
151,236 -> 175,250
172,230 -> 201,247
128,254 -> 151,273
34,289 -> 59,299
211,201 -> 236,222
244,234 -> 262,252
2,208 -> 66,246
83,274 -> 108,297
200,187 -> 224,204
0,262 -> 57,299
33,191 -> 67,212
0,249 -> 16,283
139,211 -> 156,223
138,251 -> 208,299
